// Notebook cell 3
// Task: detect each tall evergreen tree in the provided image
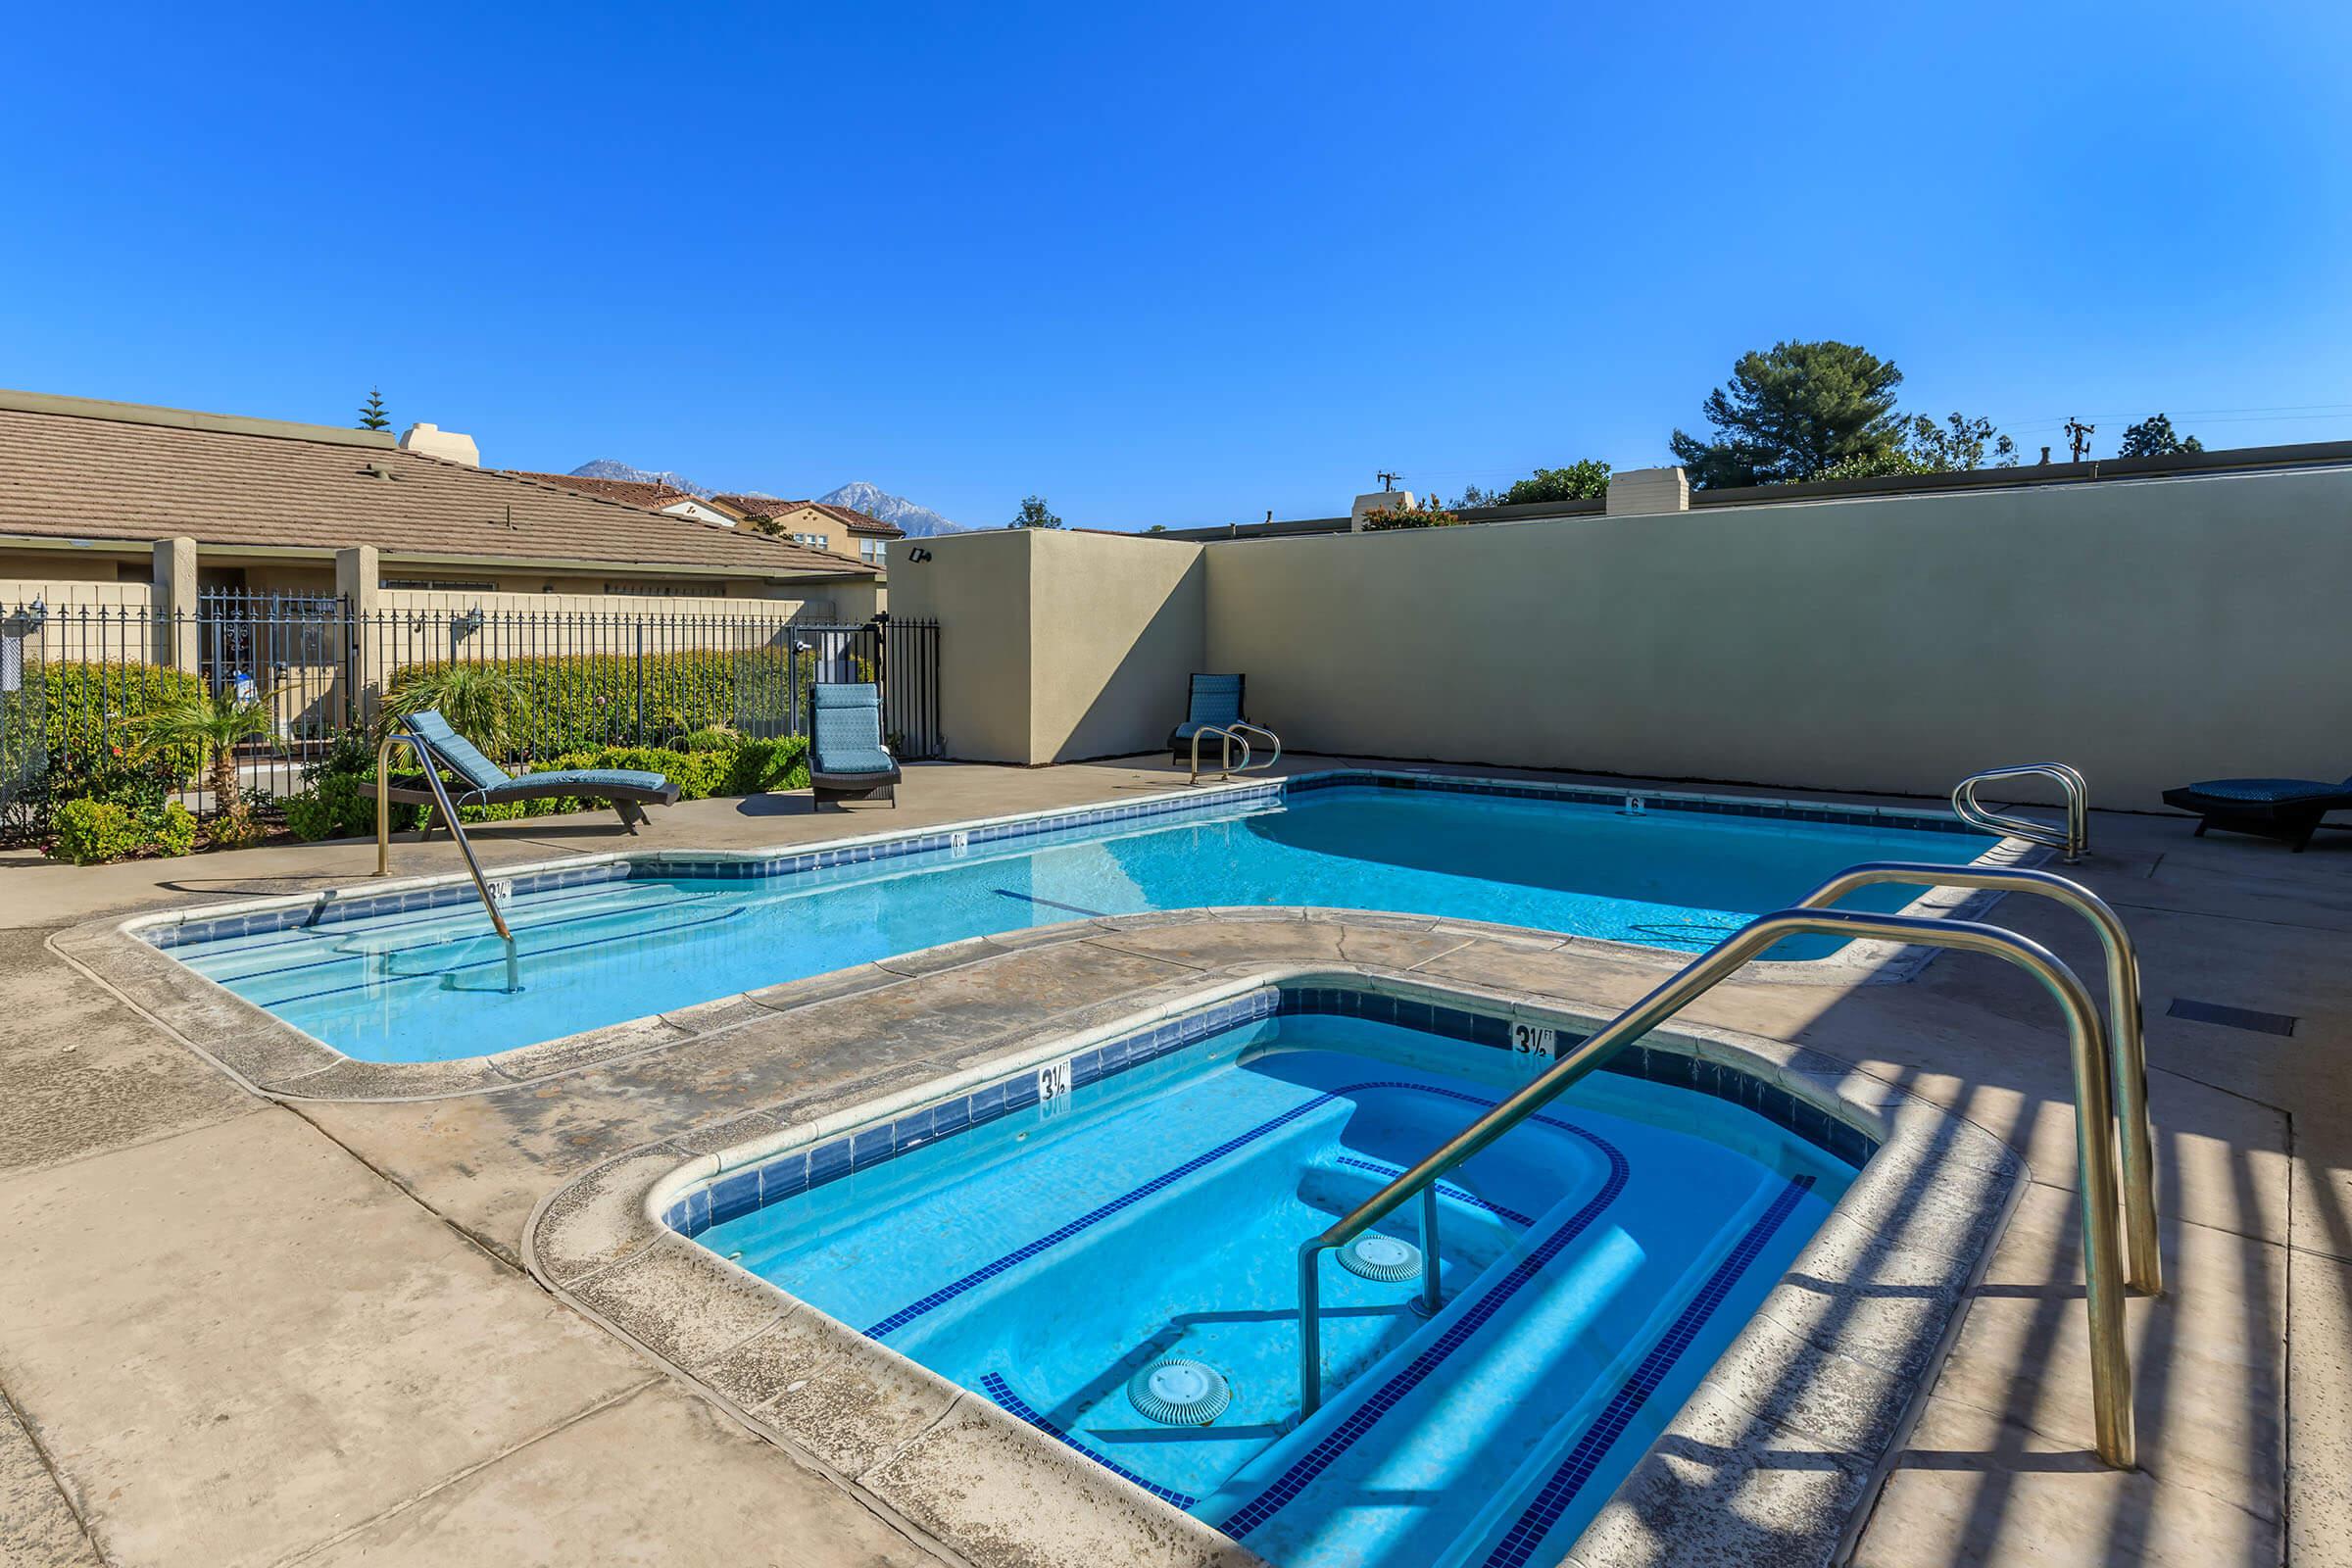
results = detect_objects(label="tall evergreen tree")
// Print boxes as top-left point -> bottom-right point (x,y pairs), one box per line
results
2118,413 -> 2203,459
1007,495 -> 1063,529
357,387 -> 390,431
1668,341 -> 1907,487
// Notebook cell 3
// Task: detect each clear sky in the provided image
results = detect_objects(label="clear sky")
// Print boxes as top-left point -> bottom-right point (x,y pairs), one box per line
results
3,3 -> 2346,530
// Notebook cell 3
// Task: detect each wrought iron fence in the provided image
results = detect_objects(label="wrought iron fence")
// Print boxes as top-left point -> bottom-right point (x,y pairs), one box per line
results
0,593 -> 942,839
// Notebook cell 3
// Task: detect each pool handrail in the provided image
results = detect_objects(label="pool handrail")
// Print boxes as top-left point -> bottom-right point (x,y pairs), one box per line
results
1954,762 -> 2088,862
371,723 -> 521,992
1188,721 -> 1282,784
1293,905 -> 2134,1469
1793,860 -> 2158,1294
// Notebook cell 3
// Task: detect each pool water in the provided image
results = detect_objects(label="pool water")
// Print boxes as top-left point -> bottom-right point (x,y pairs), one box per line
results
697,1011 -> 1856,1568
171,781 -> 1989,1060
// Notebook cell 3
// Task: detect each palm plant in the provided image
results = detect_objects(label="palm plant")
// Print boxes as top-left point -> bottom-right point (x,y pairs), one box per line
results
379,663 -> 525,759
135,692 -> 272,842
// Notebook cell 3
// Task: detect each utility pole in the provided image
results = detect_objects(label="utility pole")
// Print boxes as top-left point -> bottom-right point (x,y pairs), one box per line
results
1375,470 -> 1401,493
2063,418 -> 2095,463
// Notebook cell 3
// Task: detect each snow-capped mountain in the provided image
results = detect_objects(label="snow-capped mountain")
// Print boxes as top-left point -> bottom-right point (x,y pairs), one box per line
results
565,465 -> 963,534
817,482 -> 964,537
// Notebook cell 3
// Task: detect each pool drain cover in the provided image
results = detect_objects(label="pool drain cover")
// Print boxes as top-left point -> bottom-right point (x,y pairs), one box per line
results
1339,1233 -> 1424,1284
1127,1358 -> 1232,1426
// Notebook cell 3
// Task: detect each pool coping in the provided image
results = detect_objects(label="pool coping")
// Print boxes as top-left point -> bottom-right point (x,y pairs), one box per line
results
521,964 -> 2029,1568
46,767 -> 2046,1102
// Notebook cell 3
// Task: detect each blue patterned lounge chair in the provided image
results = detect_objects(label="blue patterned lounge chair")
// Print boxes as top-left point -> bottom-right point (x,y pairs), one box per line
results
809,683 -> 901,810
1168,673 -> 1248,764
2161,774 -> 2352,851
364,710 -> 680,834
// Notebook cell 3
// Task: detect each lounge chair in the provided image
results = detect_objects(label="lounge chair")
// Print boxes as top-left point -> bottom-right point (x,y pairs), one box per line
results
365,710 -> 680,834
808,683 -> 901,810
2162,774 -> 2352,851
1168,673 -> 1249,765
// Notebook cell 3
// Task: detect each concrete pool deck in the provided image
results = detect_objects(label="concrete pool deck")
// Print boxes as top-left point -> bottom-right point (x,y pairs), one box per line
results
0,754 -> 2343,1566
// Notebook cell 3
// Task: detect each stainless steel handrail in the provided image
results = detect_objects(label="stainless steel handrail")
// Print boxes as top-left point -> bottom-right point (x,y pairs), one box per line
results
1795,861 -> 2159,1294
1188,722 -> 1282,784
372,727 -> 521,993
1294,906 -> 2133,1468
1955,763 -> 2089,862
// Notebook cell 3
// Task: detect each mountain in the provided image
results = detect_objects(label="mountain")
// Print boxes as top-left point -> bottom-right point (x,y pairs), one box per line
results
818,482 -> 965,537
568,459 -> 717,499
566,464 -> 964,534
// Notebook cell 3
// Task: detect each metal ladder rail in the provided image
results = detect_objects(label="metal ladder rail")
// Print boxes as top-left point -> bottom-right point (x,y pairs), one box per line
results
1955,762 -> 2089,862
1188,721 -> 1283,784
1794,861 -> 2158,1293
371,728 -> 521,993
1295,905 -> 2135,1468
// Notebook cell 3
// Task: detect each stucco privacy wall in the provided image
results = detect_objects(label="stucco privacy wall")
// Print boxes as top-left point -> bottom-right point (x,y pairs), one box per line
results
888,529 -> 1205,762
1203,464 -> 2352,810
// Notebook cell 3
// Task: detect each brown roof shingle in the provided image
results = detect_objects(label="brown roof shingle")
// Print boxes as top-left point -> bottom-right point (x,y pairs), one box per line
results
0,392 -> 874,580
502,470 -> 700,511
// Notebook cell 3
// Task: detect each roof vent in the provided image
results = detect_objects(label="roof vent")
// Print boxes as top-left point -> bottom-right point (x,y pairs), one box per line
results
398,422 -> 480,467
359,462 -> 400,481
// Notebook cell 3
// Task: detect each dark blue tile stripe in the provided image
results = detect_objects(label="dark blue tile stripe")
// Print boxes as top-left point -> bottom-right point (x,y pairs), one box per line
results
979,1372 -> 1199,1509
1217,1119 -> 1633,1541
860,1080 -> 1618,1343
1476,1173 -> 1817,1568
1334,1154 -> 1535,1228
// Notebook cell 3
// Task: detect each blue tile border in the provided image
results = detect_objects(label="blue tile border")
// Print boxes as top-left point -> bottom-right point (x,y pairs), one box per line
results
979,1373 -> 1200,1509
662,982 -> 1876,1242
142,767 -> 1980,954
1477,1173 -> 1816,1567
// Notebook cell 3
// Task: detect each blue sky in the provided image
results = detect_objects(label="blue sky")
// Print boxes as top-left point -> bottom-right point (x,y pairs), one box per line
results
3,3 -> 2345,530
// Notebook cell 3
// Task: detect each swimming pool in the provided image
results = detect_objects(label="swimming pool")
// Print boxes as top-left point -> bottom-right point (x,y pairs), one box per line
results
669,992 -> 1862,1567
152,772 -> 1999,1062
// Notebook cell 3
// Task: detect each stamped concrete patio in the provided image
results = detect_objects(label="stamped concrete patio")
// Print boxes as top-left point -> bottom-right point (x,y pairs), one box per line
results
0,755 -> 2342,1567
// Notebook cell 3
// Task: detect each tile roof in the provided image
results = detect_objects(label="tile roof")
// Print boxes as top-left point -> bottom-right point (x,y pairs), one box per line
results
502,470 -> 701,511
710,495 -> 906,537
0,392 -> 874,578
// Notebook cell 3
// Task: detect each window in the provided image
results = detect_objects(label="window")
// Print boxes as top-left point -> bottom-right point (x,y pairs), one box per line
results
860,539 -> 888,565
382,578 -> 497,592
600,580 -> 709,598
793,531 -> 830,551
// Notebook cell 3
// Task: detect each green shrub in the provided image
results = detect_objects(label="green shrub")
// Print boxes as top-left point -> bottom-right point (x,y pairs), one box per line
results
724,735 -> 809,794
43,662 -> 208,780
384,648 -> 871,759
47,798 -> 197,864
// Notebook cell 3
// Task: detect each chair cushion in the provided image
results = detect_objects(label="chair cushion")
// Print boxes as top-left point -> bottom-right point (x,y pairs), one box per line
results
405,710 -> 511,793
2175,777 -> 2352,806
1186,673 -> 1246,727
811,683 -> 891,772
488,768 -> 671,798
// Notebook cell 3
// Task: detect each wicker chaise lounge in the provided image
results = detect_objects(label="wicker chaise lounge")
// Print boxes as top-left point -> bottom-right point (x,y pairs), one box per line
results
1167,673 -> 1249,764
2161,774 -> 2352,851
808,683 -> 901,810
364,710 -> 680,834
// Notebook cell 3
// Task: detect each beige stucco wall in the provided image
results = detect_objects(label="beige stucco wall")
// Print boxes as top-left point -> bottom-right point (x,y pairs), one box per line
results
887,529 -> 1206,763
1202,465 -> 2352,810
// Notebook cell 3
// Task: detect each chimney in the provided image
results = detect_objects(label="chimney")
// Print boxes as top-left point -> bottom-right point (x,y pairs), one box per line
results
1604,466 -> 1690,516
398,422 -> 479,466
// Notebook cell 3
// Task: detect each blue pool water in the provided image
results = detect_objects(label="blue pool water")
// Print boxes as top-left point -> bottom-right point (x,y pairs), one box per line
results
170,781 -> 1989,1061
696,1010 -> 1856,1567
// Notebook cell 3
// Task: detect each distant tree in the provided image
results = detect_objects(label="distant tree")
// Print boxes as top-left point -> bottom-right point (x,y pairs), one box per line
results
1359,497 -> 1464,530
2118,413 -> 2203,460
1007,495 -> 1063,530
1669,341 -> 1907,487
356,387 -> 390,431
1501,460 -> 1612,506
1145,523 -> 1169,533
1453,484 -> 1500,508
1815,412 -> 2018,481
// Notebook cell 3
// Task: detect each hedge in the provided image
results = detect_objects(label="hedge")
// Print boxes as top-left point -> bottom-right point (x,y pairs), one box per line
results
384,649 -> 870,760
48,798 -> 197,864
41,662 -> 209,780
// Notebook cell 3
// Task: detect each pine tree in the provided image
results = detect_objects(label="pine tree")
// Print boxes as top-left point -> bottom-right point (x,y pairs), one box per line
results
357,387 -> 390,431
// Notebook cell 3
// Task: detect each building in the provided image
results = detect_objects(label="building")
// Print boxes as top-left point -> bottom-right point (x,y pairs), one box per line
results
0,388 -> 879,615
502,470 -> 742,529
710,496 -> 905,569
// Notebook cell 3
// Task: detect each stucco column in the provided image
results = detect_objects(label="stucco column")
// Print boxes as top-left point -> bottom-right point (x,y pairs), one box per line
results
335,546 -> 379,722
153,536 -> 198,671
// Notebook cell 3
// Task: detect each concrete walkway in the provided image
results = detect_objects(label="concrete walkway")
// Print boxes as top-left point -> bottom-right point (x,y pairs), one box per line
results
0,757 -> 2342,1565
